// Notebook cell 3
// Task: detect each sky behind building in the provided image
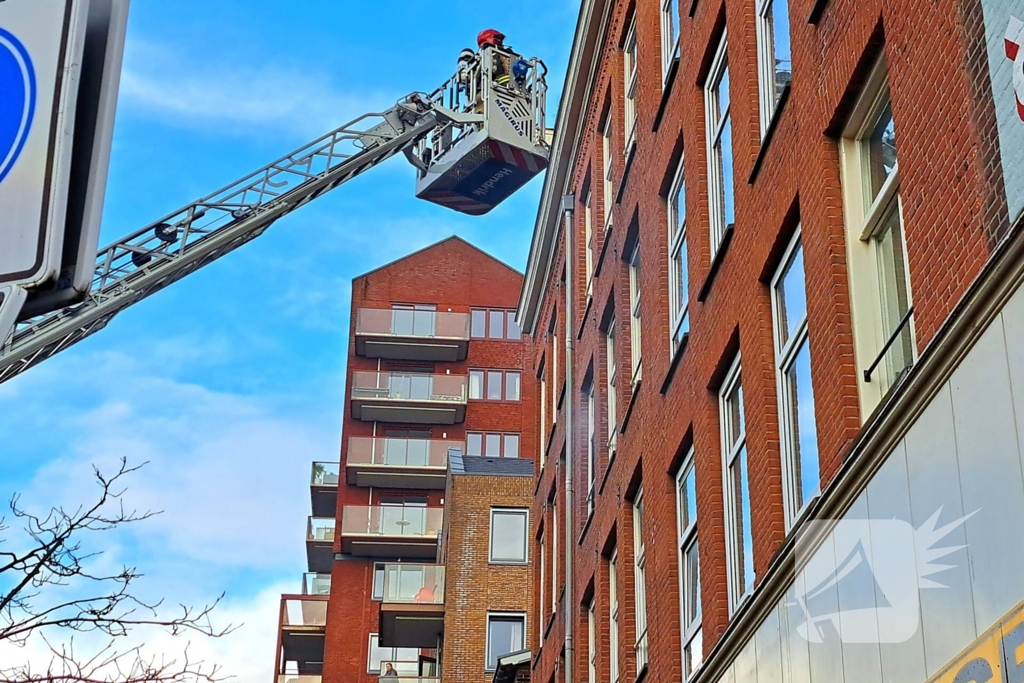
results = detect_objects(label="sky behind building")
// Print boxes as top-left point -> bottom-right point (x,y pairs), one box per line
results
0,2 -> 574,679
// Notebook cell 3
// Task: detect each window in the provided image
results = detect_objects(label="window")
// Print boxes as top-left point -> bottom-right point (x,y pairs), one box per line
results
838,56 -> 915,413
704,34 -> 735,257
367,634 -> 419,675
755,0 -> 792,135
539,534 -> 546,635
490,509 -> 529,563
661,0 -> 681,82
588,599 -> 598,683
551,497 -> 558,613
628,243 -> 643,384
667,156 -> 690,352
551,316 -> 560,419
609,552 -> 621,683
372,563 -> 386,600
771,231 -> 819,526
471,370 -> 520,401
623,17 -> 638,151
585,189 -> 595,296
605,318 -> 618,452
676,450 -> 703,679
633,487 -> 649,671
540,369 -> 548,455
602,111 -> 614,231
469,370 -> 484,399
471,308 -> 520,339
391,304 -> 436,336
584,376 -> 597,515
486,613 -> 526,671
467,432 -> 521,458
720,357 -> 753,610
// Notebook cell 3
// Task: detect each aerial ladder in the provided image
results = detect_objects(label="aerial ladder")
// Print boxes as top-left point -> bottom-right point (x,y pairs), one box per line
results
0,44 -> 549,384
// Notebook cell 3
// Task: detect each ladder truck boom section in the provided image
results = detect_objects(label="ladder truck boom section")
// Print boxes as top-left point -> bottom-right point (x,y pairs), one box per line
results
0,45 -> 548,384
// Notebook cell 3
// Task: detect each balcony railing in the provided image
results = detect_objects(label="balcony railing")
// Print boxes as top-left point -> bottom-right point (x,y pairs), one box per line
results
281,597 -> 328,629
302,573 -> 331,596
277,676 -> 322,683
356,308 -> 470,339
348,437 -> 461,469
351,372 -> 467,403
381,563 -> 445,605
310,462 -> 340,487
307,517 -> 336,543
341,506 -> 442,538
376,677 -> 440,683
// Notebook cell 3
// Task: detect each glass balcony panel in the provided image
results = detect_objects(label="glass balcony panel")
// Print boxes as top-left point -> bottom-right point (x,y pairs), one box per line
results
355,309 -> 470,340
382,564 -> 445,605
351,372 -> 467,403
282,598 -> 328,627
341,506 -> 443,538
278,676 -> 323,683
307,517 -> 336,542
310,462 -> 340,487
348,437 -> 462,468
302,573 -> 332,596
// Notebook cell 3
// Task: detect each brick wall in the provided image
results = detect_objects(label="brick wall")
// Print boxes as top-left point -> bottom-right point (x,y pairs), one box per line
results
528,1 -> 1009,683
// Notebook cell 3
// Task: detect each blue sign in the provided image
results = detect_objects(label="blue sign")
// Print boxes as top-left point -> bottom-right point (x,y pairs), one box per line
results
0,26 -> 36,185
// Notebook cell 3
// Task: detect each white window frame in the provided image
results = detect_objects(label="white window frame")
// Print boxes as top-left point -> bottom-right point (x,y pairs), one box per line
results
605,318 -> 618,453
585,377 -> 597,515
628,242 -> 643,385
539,532 -> 546,638
585,188 -> 595,297
660,0 -> 681,84
609,551 -> 621,683
704,33 -> 733,258
667,155 -> 689,352
602,110 -> 614,232
633,487 -> 649,672
485,612 -> 527,672
588,598 -> 598,683
720,356 -> 753,612
771,228 -> 819,529
623,17 -> 638,152
755,0 -> 793,136
552,322 -> 559,423
676,449 -> 703,679
540,370 -> 548,456
489,508 -> 529,564
838,55 -> 916,418
551,497 -> 558,614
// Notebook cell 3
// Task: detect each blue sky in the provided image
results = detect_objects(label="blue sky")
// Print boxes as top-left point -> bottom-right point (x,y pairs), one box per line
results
0,1 -> 575,678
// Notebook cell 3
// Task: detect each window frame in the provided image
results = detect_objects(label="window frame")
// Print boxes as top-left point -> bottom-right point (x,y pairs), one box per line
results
366,633 -> 419,675
628,243 -> 643,385
539,532 -> 546,637
609,551 -> 621,683
770,228 -> 819,529
469,369 -> 521,402
667,155 -> 689,352
551,496 -> 558,615
602,110 -> 614,233
755,0 -> 793,136
838,55 -> 917,416
605,317 -> 619,453
588,598 -> 598,683
660,0 -> 681,84
489,508 -> 530,564
585,188 -> 595,297
633,486 -> 649,672
704,33 -> 733,259
466,431 -> 522,458
675,449 -> 703,680
585,376 -> 597,515
470,308 -> 520,340
623,17 -> 639,152
719,356 -> 753,612
485,612 -> 527,672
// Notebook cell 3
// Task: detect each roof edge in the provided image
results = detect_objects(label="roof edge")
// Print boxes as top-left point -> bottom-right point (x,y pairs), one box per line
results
353,234 -> 524,282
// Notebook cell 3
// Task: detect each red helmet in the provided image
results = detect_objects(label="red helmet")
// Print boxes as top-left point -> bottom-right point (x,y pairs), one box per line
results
477,28 -> 505,49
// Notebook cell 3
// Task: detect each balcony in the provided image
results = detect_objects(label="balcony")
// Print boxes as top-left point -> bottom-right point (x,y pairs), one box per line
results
310,462 -> 340,518
378,564 -> 445,648
302,573 -> 331,596
355,308 -> 470,362
306,517 -> 336,574
351,372 -> 467,424
276,596 -> 327,680
340,505 -> 442,559
346,437 -> 461,489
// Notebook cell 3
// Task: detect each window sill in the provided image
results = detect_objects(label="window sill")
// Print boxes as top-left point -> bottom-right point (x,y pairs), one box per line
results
687,0 -> 699,16
615,142 -> 638,205
577,510 -> 594,545
594,223 -> 614,279
544,612 -> 557,639
808,0 -> 829,23
697,224 -> 735,303
577,294 -> 593,340
635,664 -> 649,683
599,447 -> 617,494
619,379 -> 642,435
659,332 -> 690,395
652,57 -> 680,133
748,85 -> 791,185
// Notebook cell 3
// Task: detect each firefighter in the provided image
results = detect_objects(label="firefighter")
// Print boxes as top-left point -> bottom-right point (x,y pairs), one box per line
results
477,28 -> 513,87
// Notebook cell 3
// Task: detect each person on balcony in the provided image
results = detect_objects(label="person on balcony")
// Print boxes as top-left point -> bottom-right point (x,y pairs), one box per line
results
383,662 -> 399,677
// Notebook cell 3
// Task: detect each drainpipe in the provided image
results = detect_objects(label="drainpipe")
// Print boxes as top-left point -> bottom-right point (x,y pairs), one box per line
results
560,193 -> 575,683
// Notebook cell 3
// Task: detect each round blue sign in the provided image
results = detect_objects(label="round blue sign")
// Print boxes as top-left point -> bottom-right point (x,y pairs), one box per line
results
0,27 -> 36,186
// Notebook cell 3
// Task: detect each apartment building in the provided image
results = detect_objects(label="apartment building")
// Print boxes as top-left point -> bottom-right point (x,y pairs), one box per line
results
273,236 -> 537,683
518,1 -> 1024,683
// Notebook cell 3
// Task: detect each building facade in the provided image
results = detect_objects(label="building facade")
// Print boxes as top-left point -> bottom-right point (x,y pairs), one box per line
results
274,236 -> 538,683
518,2 -> 1024,683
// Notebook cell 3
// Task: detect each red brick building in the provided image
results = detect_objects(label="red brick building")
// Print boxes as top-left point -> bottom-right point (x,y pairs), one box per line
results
274,236 -> 537,683
518,0 -> 1024,682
